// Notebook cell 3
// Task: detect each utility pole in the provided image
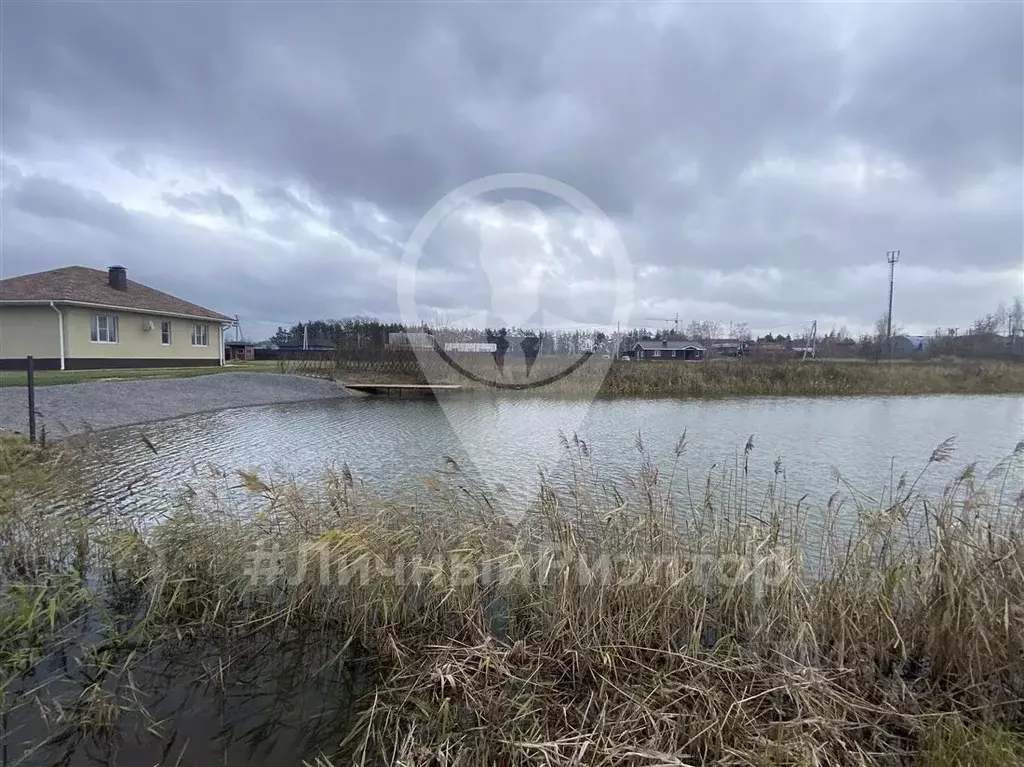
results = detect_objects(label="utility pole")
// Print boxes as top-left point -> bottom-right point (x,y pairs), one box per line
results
801,320 -> 817,361
885,250 -> 900,361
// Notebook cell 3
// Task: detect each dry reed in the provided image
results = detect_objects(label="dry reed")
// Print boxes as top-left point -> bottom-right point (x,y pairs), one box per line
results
0,432 -> 1022,765
325,356 -> 1024,399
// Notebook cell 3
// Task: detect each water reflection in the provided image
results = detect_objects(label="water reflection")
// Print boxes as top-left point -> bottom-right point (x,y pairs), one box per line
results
4,627 -> 375,766
80,394 -> 1024,522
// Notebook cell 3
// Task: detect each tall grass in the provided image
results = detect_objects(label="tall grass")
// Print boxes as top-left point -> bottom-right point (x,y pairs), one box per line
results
0,432 -> 1022,765
322,356 -> 1024,398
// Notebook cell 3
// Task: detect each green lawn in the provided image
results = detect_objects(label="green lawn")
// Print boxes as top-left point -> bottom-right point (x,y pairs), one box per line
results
0,360 -> 280,387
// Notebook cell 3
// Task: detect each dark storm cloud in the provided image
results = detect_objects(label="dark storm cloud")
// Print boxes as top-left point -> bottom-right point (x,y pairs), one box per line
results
111,147 -> 153,178
4,171 -> 139,236
1,0 -> 1020,335
836,2 -> 1024,191
0,166 -> 401,329
256,186 -> 316,219
162,188 -> 248,222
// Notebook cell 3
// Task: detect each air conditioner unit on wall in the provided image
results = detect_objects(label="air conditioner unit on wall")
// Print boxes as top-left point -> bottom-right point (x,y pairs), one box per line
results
142,320 -> 155,332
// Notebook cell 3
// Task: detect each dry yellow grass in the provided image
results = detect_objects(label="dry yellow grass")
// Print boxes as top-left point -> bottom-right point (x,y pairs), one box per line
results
1,432 -> 1022,765
316,356 -> 1024,398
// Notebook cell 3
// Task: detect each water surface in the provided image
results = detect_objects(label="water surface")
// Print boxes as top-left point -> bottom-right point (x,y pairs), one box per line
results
84,393 -> 1023,518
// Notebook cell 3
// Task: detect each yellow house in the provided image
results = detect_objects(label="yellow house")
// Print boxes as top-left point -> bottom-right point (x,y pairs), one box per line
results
0,265 -> 234,370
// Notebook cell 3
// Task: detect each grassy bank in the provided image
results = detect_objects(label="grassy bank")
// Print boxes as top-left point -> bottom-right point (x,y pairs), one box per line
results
1,433 -> 1022,765
326,356 -> 1024,398
0,360 -> 278,387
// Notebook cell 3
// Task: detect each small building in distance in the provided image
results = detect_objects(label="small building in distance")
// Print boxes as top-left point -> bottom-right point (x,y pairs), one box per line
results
632,339 -> 706,361
224,340 -> 255,362
751,341 -> 792,360
708,339 -> 750,358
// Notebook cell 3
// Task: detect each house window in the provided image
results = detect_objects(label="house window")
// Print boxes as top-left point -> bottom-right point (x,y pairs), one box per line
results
161,321 -> 172,345
90,314 -> 119,343
652,349 -> 661,357
191,323 -> 209,347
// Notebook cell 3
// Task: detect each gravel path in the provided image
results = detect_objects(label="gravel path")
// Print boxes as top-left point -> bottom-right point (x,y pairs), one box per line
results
0,373 -> 347,439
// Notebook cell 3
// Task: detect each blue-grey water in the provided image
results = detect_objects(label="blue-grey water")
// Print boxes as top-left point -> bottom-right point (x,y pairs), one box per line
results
83,393 -> 1024,521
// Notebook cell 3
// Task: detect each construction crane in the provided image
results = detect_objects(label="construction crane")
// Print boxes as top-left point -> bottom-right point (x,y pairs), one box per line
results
643,313 -> 681,336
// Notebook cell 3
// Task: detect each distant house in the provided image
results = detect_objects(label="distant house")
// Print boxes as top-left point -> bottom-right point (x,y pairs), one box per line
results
751,341 -> 791,359
0,265 -> 233,370
709,339 -> 750,358
632,340 -> 706,361
224,341 -> 255,362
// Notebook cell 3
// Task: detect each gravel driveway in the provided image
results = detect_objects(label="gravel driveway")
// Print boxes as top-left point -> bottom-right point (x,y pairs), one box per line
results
0,373 -> 347,439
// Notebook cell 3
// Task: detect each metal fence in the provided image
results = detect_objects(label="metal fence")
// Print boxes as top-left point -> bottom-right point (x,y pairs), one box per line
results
276,349 -> 428,382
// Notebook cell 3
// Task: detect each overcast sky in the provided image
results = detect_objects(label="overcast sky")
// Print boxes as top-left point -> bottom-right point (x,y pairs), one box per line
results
2,1 -> 1021,341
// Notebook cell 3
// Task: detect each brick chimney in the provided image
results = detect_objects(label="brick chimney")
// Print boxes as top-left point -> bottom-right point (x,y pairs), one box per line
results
108,265 -> 127,291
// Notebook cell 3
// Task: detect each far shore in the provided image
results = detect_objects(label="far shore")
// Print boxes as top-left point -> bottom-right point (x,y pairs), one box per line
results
322,357 -> 1024,399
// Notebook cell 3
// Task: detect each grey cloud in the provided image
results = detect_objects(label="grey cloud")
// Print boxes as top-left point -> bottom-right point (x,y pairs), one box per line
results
111,147 -> 153,178
257,186 -> 316,218
3,172 -> 139,236
835,3 -> 1023,192
0,171 -> 402,329
162,188 -> 248,222
1,1 -> 1020,335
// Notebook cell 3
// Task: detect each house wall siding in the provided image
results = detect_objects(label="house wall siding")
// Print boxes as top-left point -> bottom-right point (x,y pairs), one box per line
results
64,308 -> 223,362
0,305 -> 223,366
0,306 -> 62,359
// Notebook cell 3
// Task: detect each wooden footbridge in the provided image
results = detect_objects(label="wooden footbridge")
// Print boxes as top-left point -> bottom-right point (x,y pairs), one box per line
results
341,383 -> 466,399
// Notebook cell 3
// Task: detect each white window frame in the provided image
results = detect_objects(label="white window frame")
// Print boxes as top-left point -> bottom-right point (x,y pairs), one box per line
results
90,314 -> 119,344
191,323 -> 209,347
161,320 -> 173,346
652,349 -> 661,357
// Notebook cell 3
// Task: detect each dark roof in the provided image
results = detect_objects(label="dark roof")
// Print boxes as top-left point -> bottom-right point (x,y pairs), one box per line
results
633,340 -> 706,351
0,266 -> 232,322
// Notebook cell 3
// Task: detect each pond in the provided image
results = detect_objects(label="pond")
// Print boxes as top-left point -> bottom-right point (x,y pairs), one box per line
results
82,393 -> 1023,526
8,393 -> 1024,765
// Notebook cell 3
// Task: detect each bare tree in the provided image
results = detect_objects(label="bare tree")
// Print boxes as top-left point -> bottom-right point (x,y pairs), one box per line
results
1009,296 -> 1024,337
686,320 -> 723,345
732,322 -> 751,342
970,312 -> 1001,336
874,312 -> 904,342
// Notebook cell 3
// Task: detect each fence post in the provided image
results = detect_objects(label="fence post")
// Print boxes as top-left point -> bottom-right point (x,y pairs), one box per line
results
26,356 -> 37,443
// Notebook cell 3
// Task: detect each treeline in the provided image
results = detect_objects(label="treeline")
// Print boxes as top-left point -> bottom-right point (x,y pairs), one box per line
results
266,318 -> 667,357
264,311 -> 1024,362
